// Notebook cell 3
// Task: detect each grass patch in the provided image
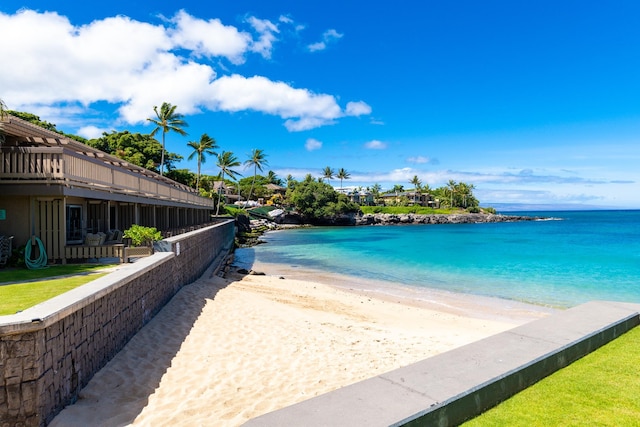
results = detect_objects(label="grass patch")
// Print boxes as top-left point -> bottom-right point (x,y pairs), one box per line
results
0,273 -> 108,315
463,326 -> 640,426
0,264 -> 111,284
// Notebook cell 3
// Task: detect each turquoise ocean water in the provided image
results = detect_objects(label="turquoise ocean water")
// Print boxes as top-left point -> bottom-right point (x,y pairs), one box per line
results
235,210 -> 640,308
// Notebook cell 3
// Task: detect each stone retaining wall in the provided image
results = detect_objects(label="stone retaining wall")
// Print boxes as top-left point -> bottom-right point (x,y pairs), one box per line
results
0,219 -> 235,427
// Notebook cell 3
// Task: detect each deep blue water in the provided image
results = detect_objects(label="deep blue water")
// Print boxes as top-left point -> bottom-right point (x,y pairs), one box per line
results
236,211 -> 640,308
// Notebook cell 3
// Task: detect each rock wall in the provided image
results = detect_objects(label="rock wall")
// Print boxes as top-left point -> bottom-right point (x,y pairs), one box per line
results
0,219 -> 235,427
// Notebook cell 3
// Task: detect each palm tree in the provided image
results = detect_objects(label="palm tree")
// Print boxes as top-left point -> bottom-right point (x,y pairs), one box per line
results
244,149 -> 268,207
266,170 -> 282,185
147,102 -> 188,176
410,175 -> 422,204
215,151 -> 241,215
447,179 -> 458,208
187,133 -> 218,190
337,168 -> 351,189
322,166 -> 335,186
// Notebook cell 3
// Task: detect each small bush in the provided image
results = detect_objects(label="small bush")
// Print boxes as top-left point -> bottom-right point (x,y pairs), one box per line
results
123,224 -> 162,247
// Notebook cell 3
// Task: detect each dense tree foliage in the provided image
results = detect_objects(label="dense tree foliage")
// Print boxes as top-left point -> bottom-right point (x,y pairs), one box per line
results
6,110 -> 87,143
286,175 -> 359,220
86,130 -> 183,173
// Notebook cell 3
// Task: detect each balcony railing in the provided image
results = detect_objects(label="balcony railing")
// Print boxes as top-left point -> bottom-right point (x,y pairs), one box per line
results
0,147 -> 214,208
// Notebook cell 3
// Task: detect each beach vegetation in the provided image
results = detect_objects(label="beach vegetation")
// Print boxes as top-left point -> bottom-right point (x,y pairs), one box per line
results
286,175 -> 359,221
244,148 -> 268,206
187,133 -> 218,190
215,151 -> 242,215
337,168 -> 351,188
463,326 -> 640,426
322,166 -> 335,185
147,102 -> 189,176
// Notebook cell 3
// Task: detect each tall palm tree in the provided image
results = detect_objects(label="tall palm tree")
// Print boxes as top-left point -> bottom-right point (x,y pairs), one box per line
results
244,148 -> 268,207
215,151 -> 241,215
147,102 -> 188,176
187,133 -> 218,190
322,166 -> 335,186
410,175 -> 422,204
266,170 -> 282,185
337,168 -> 351,189
447,179 -> 458,208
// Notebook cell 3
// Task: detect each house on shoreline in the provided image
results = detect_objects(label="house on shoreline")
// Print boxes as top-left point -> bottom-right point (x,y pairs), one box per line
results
0,114 -> 219,264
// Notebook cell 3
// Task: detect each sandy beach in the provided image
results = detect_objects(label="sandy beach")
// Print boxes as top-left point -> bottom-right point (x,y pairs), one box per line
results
50,264 -> 553,427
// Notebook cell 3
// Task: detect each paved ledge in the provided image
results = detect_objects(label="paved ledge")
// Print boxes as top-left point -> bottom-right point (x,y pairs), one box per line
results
244,301 -> 640,427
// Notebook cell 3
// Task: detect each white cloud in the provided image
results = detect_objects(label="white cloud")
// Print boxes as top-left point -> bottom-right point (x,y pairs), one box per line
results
170,10 -> 251,64
364,140 -> 387,149
407,156 -> 430,164
345,101 -> 371,116
305,138 -> 323,151
0,9 -> 371,132
246,16 -> 279,59
307,28 -> 343,52
77,125 -> 106,139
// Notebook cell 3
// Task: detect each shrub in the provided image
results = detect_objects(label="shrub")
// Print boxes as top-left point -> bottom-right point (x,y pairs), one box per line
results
123,224 -> 162,247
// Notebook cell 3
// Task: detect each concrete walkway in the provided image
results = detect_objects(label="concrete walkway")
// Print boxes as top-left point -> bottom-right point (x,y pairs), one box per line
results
244,300 -> 640,426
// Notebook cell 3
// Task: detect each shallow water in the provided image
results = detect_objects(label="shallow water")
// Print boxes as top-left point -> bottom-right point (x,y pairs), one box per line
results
235,210 -> 640,308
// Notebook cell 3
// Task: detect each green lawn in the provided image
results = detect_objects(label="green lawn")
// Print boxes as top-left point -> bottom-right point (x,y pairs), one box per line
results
463,326 -> 640,426
0,264 -> 115,315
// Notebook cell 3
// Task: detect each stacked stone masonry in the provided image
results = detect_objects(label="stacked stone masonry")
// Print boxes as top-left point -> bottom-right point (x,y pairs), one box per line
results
0,219 -> 235,426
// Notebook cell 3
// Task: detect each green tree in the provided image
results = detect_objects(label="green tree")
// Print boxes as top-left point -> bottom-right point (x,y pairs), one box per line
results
322,166 -> 335,186
147,102 -> 188,176
187,133 -> 218,189
410,175 -> 422,204
267,170 -> 283,185
244,148 -> 268,207
287,178 -> 359,221
215,151 -> 241,215
446,179 -> 457,208
87,131 -> 182,172
165,168 -> 196,187
337,168 -> 351,189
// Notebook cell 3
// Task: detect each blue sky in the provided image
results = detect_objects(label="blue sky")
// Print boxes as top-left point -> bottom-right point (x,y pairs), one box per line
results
2,1 -> 640,209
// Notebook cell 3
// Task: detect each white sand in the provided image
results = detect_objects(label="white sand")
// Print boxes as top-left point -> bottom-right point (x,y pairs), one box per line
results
50,268 -> 552,427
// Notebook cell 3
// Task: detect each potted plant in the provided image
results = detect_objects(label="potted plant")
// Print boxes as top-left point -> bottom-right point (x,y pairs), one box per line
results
123,225 -> 162,261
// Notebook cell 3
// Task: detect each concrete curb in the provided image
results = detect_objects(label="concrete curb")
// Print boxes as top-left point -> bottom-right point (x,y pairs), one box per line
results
244,300 -> 640,427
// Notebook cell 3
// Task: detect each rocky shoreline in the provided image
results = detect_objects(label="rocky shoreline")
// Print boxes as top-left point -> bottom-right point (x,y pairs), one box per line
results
352,212 -> 543,226
236,211 -> 545,246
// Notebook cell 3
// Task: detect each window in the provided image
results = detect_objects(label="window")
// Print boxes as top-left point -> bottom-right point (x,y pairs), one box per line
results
66,204 -> 83,244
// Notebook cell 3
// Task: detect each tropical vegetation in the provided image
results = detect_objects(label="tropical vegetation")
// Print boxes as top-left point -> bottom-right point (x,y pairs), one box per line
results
147,102 -> 189,176
2,102 -> 489,218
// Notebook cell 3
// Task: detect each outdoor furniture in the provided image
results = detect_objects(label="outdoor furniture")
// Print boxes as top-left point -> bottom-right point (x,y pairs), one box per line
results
0,235 -> 13,266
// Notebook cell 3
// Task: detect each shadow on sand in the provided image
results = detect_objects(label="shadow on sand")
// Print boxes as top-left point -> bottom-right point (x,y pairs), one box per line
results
49,262 -> 239,427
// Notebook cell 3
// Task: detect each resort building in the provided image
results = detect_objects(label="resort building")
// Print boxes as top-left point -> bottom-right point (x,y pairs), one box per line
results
0,114 -> 219,264
380,191 -> 440,208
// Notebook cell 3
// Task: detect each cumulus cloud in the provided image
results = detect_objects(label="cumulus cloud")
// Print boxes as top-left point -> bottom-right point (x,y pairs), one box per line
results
170,10 -> 251,64
308,28 -> 343,52
364,140 -> 387,149
0,9 -> 370,132
305,138 -> 323,151
345,101 -> 372,116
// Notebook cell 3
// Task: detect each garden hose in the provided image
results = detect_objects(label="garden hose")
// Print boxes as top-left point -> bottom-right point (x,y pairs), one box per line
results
25,236 -> 48,269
